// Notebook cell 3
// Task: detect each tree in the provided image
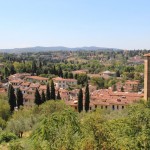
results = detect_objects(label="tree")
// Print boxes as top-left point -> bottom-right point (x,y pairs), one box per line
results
85,82 -> 90,112
78,89 -> 83,113
68,72 -> 73,79
46,83 -> 51,100
58,66 -> 63,78
8,84 -> 16,112
41,90 -> 46,103
74,74 -> 78,79
32,61 -> 37,75
121,86 -> 124,92
16,88 -> 23,109
10,65 -> 16,75
77,74 -> 88,86
51,80 -> 55,100
4,67 -> 9,78
56,91 -> 61,100
64,72 -> 68,79
34,89 -> 42,106
116,70 -> 120,77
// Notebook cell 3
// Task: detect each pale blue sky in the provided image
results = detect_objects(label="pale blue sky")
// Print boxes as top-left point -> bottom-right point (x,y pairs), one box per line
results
0,0 -> 150,49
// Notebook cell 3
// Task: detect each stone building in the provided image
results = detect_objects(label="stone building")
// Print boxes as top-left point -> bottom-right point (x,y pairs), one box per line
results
144,53 -> 150,100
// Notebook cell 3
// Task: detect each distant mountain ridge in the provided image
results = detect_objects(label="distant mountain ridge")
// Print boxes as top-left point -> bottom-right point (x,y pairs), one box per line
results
0,46 -> 122,53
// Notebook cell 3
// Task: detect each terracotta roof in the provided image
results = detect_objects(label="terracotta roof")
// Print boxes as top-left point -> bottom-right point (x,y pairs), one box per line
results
53,77 -> 77,82
29,83 -> 40,88
144,53 -> 150,57
39,85 -> 47,90
21,82 -> 31,86
26,76 -> 48,81
10,80 -> 23,83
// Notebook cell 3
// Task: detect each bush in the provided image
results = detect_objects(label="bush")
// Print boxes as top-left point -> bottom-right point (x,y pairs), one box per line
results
0,131 -> 18,143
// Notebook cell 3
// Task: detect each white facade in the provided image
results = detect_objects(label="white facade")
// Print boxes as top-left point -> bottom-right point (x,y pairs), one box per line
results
53,77 -> 77,89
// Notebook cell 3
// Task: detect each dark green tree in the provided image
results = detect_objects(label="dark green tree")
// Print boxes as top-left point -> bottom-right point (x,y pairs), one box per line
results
10,65 -> 16,75
16,88 -> 23,109
74,74 -> 78,79
4,67 -> 9,78
34,88 -> 42,106
85,82 -> 90,112
51,80 -> 55,100
32,61 -> 37,75
8,84 -> 16,112
116,70 -> 120,77
78,88 -> 83,113
121,86 -> 124,92
57,91 -> 61,100
64,72 -> 68,79
68,72 -> 73,79
46,83 -> 51,100
41,90 -> 46,103
58,66 -> 63,78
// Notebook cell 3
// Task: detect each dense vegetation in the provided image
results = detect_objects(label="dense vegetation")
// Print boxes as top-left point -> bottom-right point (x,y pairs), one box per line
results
0,50 -> 148,149
0,93 -> 150,149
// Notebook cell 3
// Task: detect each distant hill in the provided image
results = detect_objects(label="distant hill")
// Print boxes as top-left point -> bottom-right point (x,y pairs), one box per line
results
0,46 -> 122,53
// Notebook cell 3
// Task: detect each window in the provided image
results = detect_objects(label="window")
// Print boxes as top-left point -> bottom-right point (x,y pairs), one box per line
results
112,105 -> 115,110
122,106 -> 124,109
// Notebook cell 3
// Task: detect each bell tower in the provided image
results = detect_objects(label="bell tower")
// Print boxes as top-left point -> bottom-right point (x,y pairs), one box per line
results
144,53 -> 150,100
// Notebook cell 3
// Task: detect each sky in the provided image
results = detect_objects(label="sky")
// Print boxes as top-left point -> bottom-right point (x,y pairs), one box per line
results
0,0 -> 150,49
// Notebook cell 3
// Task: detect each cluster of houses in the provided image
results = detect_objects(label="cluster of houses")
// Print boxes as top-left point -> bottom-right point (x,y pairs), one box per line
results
0,70 -> 143,111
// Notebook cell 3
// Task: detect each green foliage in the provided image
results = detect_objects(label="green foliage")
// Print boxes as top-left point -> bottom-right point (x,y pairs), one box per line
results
6,108 -> 38,138
56,91 -> 61,100
16,88 -> 23,109
31,109 -> 82,150
91,77 -> 105,88
41,90 -> 46,103
0,98 -> 10,121
34,88 -> 42,106
85,82 -> 90,112
46,83 -> 51,100
78,89 -> 83,113
0,131 -> 18,143
9,141 -> 24,150
8,84 -> 16,112
50,80 -> 55,100
77,74 -> 88,86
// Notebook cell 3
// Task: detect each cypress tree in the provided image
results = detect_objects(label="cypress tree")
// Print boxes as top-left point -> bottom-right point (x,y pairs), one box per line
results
41,90 -> 46,103
34,88 -> 42,106
74,74 -> 78,79
56,91 -> 61,100
16,88 -> 23,109
64,72 -> 68,79
85,82 -> 90,112
68,72 -> 73,79
32,61 -> 37,75
8,84 -> 16,112
4,67 -> 9,79
58,66 -> 63,78
51,80 -> 55,100
10,65 -> 16,75
78,88 -> 83,113
46,83 -> 51,100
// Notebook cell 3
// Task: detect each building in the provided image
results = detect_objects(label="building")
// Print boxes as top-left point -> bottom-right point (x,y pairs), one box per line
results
53,77 -> 77,89
25,76 -> 48,84
144,53 -> 150,100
